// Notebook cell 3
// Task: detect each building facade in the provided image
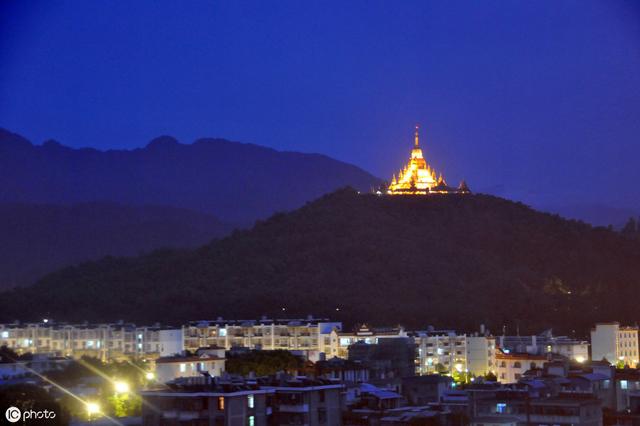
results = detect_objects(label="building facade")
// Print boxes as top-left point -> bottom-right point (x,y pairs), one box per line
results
495,352 -> 548,384
591,323 -> 639,367
496,331 -> 589,363
0,321 -> 183,361
183,318 -> 341,357
414,329 -> 496,377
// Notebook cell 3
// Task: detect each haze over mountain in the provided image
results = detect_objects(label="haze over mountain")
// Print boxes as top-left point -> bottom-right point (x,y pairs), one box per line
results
0,202 -> 232,290
2,189 -> 639,334
0,128 -> 382,224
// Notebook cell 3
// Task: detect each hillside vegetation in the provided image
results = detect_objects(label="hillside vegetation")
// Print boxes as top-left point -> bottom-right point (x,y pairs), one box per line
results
2,189 -> 639,334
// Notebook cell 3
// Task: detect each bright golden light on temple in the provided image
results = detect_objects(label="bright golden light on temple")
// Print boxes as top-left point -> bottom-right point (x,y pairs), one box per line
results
387,125 -> 470,195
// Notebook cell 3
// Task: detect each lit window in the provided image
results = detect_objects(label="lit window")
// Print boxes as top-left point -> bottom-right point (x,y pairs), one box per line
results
179,363 -> 186,373
218,397 -> 225,410
496,403 -> 507,413
340,338 -> 351,346
219,328 -> 227,337
248,394 -> 254,408
621,380 -> 628,390
248,415 -> 254,426
1,331 -> 8,338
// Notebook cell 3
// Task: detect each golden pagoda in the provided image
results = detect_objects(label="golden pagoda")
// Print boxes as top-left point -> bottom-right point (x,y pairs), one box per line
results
387,125 -> 470,195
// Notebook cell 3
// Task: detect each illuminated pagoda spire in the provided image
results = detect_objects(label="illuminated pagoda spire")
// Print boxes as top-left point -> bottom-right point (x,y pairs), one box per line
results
386,125 -> 470,195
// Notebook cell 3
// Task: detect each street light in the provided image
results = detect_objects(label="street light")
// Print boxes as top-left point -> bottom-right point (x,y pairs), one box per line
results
145,372 -> 155,381
86,402 -> 101,417
114,381 -> 130,394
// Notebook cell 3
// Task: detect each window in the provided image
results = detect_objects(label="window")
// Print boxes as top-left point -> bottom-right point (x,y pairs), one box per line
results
179,363 -> 186,373
513,362 -> 521,368
496,403 -> 507,414
248,394 -> 254,408
248,416 -> 254,426
319,390 -> 325,403
1,331 -> 8,338
621,380 -> 628,390
318,408 -> 327,424
218,397 -> 225,410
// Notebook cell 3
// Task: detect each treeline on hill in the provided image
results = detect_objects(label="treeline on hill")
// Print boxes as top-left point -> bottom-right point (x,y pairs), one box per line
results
621,217 -> 640,240
1,188 -> 639,335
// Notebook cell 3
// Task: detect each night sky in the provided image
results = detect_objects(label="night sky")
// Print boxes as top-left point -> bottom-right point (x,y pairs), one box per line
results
1,1 -> 639,212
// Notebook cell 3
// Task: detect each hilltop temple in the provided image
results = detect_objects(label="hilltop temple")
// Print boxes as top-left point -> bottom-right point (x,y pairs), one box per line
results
387,126 -> 470,195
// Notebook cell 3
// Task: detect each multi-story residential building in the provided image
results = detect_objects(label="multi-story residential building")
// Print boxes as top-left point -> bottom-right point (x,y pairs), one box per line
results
495,351 -> 548,383
414,329 -> 467,375
155,347 -> 226,384
182,317 -> 341,359
591,323 -> 639,367
348,337 -> 416,380
141,375 -> 344,426
266,377 -> 344,426
497,330 -> 589,363
467,335 -> 497,377
142,378 -> 273,426
413,329 -> 496,377
0,321 -> 183,361
473,390 -> 602,426
328,324 -> 407,359
0,317 -> 339,362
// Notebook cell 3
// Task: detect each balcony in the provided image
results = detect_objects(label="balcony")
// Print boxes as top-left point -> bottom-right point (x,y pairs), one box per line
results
278,404 -> 309,413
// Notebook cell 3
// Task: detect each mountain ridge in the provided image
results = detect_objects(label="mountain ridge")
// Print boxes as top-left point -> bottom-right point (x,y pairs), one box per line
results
0,128 -> 383,223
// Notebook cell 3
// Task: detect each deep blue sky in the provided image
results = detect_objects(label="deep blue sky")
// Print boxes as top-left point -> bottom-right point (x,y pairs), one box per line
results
1,1 -> 639,212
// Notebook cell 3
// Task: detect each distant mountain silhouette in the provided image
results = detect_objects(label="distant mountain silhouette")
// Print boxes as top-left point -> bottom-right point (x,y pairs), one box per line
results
0,202 -> 232,289
0,128 -> 383,224
3,188 -> 639,334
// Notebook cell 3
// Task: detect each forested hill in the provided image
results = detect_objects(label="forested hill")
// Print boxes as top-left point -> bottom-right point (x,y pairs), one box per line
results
0,202 -> 232,289
2,189 -> 639,334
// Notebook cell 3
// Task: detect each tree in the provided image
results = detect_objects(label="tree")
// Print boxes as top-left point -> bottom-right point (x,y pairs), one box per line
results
621,217 -> 638,239
225,350 -> 304,376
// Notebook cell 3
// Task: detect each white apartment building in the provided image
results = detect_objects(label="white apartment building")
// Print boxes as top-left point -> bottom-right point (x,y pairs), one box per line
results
591,322 -> 639,367
413,329 -> 496,377
0,322 -> 183,361
495,351 -> 548,383
182,317 -> 342,355
155,347 -> 226,384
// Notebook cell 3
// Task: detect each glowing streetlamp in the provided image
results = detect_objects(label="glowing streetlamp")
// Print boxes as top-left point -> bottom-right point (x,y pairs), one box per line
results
86,402 -> 101,418
114,380 -> 130,394
145,372 -> 155,381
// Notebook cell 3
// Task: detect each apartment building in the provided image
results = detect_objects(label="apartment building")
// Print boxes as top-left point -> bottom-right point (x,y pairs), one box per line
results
413,329 -> 496,377
495,351 -> 548,383
0,321 -> 183,361
141,375 -> 344,426
155,347 -> 226,384
591,322 -> 639,367
142,378 -> 273,426
328,324 -> 407,359
182,317 -> 341,357
497,330 -> 589,362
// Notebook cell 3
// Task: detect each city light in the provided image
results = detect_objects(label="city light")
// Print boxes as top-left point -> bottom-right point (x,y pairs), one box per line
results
145,372 -> 155,380
86,402 -> 101,416
575,355 -> 585,363
114,380 -> 130,394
